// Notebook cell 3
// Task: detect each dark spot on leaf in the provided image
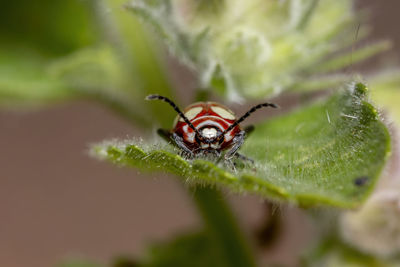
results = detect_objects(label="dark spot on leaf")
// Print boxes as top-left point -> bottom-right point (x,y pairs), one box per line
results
354,176 -> 369,186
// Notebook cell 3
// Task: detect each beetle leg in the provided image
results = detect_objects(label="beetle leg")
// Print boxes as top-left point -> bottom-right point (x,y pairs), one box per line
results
224,130 -> 246,160
158,129 -> 194,158
157,128 -> 171,143
225,157 -> 237,173
171,132 -> 194,158
235,152 -> 254,164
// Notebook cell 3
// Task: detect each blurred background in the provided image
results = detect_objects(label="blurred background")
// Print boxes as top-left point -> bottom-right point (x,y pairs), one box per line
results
0,1 -> 399,267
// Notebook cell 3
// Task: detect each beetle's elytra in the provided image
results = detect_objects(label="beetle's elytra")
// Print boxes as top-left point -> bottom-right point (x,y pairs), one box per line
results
146,94 -> 278,166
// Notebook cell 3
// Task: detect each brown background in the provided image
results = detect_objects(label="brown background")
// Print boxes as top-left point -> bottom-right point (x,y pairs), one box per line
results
1,1 -> 399,266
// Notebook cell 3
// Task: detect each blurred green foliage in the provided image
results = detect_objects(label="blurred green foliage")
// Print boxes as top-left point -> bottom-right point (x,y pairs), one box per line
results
137,232 -> 226,267
0,0 -> 96,55
303,237 -> 400,267
1,0 -> 399,266
0,0 -> 176,127
128,0 -> 389,100
59,259 -> 103,267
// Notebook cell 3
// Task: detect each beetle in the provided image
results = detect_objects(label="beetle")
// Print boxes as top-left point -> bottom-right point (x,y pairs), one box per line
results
146,94 -> 278,166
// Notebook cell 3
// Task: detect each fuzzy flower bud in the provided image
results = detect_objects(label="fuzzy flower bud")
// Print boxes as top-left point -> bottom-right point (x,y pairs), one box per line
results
127,0 -> 381,101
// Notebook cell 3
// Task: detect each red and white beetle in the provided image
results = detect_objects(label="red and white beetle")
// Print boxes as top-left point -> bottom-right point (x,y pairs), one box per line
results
146,94 -> 278,165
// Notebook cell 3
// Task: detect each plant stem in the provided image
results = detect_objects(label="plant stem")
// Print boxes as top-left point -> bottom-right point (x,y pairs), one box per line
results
297,0 -> 320,30
87,0 -> 176,128
255,201 -> 282,248
89,0 -> 136,71
191,186 -> 257,267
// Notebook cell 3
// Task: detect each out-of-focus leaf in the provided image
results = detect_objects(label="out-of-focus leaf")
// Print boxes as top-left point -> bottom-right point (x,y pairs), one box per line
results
47,44 -> 166,126
92,83 -> 390,208
0,0 -> 96,107
314,41 -> 391,74
370,70 -> 400,125
291,74 -> 350,92
0,46 -> 76,107
89,0 -> 177,127
340,190 -> 400,258
113,187 -> 255,267
48,46 -> 135,104
135,232 -> 227,267
58,259 -> 104,267
0,0 -> 176,128
0,0 -> 97,56
302,238 -> 400,267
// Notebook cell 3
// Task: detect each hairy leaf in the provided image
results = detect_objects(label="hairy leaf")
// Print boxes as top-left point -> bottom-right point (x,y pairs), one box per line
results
92,83 -> 390,208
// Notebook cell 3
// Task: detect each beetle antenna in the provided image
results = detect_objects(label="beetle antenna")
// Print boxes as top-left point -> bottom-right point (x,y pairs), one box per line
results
146,94 -> 203,137
220,102 -> 279,136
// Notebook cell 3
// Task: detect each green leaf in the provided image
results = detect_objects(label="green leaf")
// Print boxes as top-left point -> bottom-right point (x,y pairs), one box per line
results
92,83 -> 390,208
